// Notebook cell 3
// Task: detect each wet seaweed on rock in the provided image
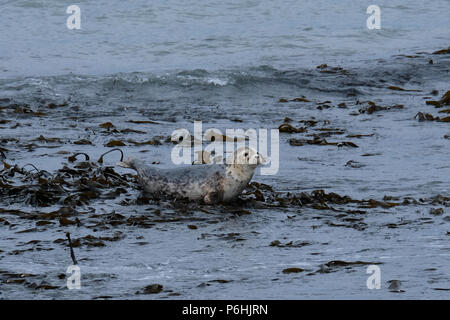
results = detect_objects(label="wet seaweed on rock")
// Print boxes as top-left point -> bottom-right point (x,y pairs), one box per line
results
135,284 -> 163,294
359,103 -> 404,115
316,64 -> 349,75
0,158 -> 134,208
127,120 -> 159,125
387,86 -> 420,92
127,138 -> 163,146
73,139 -> 93,145
415,112 -> 450,122
105,140 -> 126,147
278,123 -> 307,133
270,240 -> 311,248
289,135 -> 358,148
432,48 -> 450,55
99,122 -> 115,130
282,267 -> 304,274
279,97 -> 311,103
425,91 -> 450,108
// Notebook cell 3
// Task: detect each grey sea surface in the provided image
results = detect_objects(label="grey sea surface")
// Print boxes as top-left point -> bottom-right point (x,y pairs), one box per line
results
0,0 -> 449,299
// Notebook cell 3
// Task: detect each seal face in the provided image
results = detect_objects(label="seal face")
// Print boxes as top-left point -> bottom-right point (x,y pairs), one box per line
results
117,147 -> 267,204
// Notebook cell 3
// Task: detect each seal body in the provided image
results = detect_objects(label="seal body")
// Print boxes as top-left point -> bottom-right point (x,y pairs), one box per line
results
118,147 -> 266,204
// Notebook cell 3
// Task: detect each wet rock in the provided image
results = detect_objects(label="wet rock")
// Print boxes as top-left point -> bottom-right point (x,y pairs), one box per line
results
316,104 -> 331,110
6,278 -> 26,284
337,141 -> 358,148
59,217 -> 77,226
127,138 -> 162,146
359,103 -> 403,114
425,90 -> 450,108
325,260 -> 382,267
120,128 -> 146,134
345,160 -> 365,168
291,97 -> 310,102
279,97 -> 311,103
387,86 -> 420,92
430,208 -> 444,215
34,135 -> 62,144
127,120 -> 159,124
270,240 -> 281,247
197,282 -> 211,288
136,284 -> 163,294
316,64 -> 348,74
432,48 -> 450,55
105,140 -> 126,147
278,123 -> 307,133
73,139 -> 92,145
310,128 -> 345,138
282,267 -> 304,274
33,282 -> 59,290
99,122 -> 115,130
270,240 -> 310,248
346,133 -> 374,138
430,194 -> 450,206
289,135 -> 358,148
92,295 -> 114,299
415,112 -> 436,121
388,280 -> 404,293
209,279 -> 233,283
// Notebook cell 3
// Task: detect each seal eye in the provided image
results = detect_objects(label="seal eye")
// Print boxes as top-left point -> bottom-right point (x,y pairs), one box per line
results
179,136 -> 183,142
244,153 -> 248,157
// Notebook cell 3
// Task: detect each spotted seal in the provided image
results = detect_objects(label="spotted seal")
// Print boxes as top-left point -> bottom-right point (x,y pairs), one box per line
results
117,147 -> 267,204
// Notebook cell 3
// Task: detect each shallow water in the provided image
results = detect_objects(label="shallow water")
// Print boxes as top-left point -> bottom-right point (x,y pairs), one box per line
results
0,0 -> 450,299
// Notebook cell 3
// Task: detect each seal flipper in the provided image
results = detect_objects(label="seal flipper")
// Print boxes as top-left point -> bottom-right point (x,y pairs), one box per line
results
203,191 -> 221,204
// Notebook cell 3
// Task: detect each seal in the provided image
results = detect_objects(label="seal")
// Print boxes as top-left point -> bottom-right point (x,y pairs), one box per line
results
117,147 -> 267,204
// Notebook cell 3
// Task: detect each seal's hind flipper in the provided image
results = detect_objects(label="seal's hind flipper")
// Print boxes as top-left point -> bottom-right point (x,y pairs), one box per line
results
203,191 -> 221,204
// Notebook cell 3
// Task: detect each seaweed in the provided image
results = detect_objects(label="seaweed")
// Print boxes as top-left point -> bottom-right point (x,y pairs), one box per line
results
425,91 -> 450,108
289,135 -> 358,148
282,267 -> 304,274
